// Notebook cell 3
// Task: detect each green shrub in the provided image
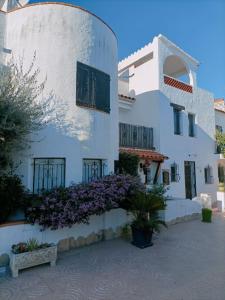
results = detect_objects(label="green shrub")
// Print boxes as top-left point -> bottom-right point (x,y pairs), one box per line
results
117,152 -> 140,176
0,174 -> 26,223
202,208 -> 212,223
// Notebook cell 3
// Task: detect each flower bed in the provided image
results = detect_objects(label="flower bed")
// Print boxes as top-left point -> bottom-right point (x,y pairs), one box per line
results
27,175 -> 144,230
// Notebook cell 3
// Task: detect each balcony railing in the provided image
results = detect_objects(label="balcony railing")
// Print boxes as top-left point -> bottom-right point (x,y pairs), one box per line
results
119,123 -> 154,150
164,75 -> 193,93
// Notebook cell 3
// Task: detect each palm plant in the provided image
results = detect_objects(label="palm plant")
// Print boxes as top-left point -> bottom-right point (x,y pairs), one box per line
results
129,189 -> 167,233
126,185 -> 168,248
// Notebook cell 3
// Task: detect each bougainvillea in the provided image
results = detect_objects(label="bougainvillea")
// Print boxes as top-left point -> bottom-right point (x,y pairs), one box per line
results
26,174 -> 144,230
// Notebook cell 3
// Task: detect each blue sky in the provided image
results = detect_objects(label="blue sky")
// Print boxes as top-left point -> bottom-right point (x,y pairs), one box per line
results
30,0 -> 225,98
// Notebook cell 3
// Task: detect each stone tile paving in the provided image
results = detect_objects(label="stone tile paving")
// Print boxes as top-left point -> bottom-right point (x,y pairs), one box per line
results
0,214 -> 225,300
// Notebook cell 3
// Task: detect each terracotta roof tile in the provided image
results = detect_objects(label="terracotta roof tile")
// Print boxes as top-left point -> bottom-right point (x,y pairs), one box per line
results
118,94 -> 136,101
214,98 -> 225,113
119,147 -> 168,162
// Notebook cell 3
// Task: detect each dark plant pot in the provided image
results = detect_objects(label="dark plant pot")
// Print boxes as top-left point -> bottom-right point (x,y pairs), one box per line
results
131,225 -> 153,248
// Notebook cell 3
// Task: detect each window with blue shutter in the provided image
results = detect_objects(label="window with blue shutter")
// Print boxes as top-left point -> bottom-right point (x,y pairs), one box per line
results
188,113 -> 195,137
76,62 -> 110,113
173,108 -> 181,135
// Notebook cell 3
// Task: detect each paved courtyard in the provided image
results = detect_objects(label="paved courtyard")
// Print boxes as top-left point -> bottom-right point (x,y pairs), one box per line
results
1,214 -> 225,300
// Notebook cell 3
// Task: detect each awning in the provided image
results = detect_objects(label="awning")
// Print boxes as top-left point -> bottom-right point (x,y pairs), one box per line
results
119,147 -> 168,162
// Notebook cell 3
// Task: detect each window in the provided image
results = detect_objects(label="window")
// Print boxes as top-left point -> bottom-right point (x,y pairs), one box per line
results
216,125 -> 223,133
162,170 -> 170,185
171,162 -> 179,182
204,165 -> 213,184
76,62 -> 110,113
188,113 -> 195,137
83,159 -> 106,183
218,165 -> 225,183
119,123 -> 153,149
173,108 -> 181,135
33,158 -> 65,194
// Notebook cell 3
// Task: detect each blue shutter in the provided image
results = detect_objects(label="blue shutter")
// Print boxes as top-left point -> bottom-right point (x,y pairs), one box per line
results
94,69 -> 110,113
76,62 -> 92,106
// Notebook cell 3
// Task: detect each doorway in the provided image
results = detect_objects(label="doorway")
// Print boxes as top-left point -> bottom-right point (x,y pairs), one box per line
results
184,161 -> 196,199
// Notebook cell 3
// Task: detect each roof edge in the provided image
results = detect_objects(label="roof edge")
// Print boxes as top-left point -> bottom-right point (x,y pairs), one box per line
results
5,2 -> 117,39
158,34 -> 199,66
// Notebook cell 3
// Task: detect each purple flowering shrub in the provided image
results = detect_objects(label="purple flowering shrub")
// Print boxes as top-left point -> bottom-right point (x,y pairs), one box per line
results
26,174 -> 144,230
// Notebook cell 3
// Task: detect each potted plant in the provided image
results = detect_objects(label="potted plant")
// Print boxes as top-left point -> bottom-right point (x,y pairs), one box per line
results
126,186 -> 167,248
202,208 -> 212,223
10,238 -> 57,278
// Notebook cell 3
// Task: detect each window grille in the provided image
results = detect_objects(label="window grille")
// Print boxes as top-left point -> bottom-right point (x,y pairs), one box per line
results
76,62 -> 110,113
83,159 -> 106,183
33,158 -> 65,194
171,162 -> 179,182
162,170 -> 170,185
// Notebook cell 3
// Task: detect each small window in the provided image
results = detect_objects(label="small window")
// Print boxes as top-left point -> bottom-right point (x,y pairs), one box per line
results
218,165 -> 224,183
216,125 -> 223,133
171,162 -> 179,182
173,108 -> 181,135
83,159 -> 106,183
162,170 -> 170,185
188,113 -> 196,137
204,165 -> 213,184
33,158 -> 65,194
76,62 -> 110,113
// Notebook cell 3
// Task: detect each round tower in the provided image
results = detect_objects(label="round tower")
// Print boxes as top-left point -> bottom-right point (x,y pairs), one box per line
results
5,3 -> 118,190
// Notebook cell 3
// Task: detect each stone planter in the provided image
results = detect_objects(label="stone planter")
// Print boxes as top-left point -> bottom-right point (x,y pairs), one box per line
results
10,245 -> 57,278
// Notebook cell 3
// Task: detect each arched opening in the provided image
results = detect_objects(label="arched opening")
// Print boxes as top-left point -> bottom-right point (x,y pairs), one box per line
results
163,55 -> 190,84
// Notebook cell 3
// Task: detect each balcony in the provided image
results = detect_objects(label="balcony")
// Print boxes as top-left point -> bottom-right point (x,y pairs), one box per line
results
119,123 -> 154,150
164,75 -> 193,93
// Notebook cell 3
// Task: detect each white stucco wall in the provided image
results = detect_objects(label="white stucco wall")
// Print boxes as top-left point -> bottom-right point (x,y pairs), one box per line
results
4,3 -> 118,189
0,209 -> 130,256
215,110 -> 225,131
158,37 -> 217,201
163,199 -> 202,222
119,35 -> 217,205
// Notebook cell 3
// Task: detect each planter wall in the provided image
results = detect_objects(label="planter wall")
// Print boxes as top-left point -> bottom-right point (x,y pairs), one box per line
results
160,198 -> 202,225
0,209 -> 131,258
10,245 -> 57,278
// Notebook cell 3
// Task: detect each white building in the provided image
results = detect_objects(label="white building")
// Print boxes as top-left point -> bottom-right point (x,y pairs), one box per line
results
0,1 -> 220,260
0,1 -> 118,191
118,35 -> 217,220
214,98 -> 225,212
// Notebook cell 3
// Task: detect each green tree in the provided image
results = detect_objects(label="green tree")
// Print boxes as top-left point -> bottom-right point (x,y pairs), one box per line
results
117,152 -> 140,176
0,58 -> 50,171
216,130 -> 225,155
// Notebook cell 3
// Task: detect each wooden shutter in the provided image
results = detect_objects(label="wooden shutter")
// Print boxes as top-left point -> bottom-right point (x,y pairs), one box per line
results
93,69 -> 110,113
119,123 -> 153,149
76,62 -> 92,106
76,62 -> 110,113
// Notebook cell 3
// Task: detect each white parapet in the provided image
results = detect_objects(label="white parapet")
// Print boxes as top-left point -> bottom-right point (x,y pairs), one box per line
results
217,192 -> 225,212
0,209 -> 130,257
162,198 -> 202,224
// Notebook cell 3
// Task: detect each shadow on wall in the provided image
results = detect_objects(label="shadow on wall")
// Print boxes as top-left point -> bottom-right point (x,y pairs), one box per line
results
46,94 -> 93,142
